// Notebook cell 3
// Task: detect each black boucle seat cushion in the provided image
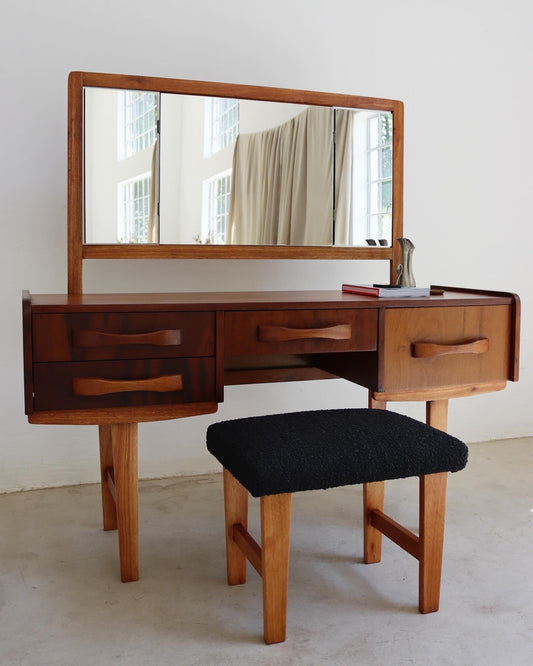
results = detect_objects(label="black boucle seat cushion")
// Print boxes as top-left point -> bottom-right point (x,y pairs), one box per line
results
206,409 -> 468,497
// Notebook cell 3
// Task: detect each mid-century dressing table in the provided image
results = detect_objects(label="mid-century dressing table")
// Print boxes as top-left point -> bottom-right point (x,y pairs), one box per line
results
22,72 -> 520,583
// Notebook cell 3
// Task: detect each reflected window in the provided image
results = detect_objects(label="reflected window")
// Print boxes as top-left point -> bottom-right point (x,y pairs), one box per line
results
118,174 -> 152,243
204,98 -> 239,156
367,113 -> 393,240
118,91 -> 158,160
201,170 -> 232,243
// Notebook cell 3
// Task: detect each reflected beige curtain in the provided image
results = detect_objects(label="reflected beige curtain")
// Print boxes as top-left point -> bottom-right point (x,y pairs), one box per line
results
227,107 -> 334,245
147,138 -> 159,243
334,110 -> 354,245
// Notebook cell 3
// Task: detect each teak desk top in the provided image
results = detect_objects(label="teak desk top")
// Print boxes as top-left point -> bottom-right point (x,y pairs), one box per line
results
27,287 -> 516,311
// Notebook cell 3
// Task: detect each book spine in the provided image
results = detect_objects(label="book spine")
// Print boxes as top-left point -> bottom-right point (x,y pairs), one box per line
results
341,284 -> 377,296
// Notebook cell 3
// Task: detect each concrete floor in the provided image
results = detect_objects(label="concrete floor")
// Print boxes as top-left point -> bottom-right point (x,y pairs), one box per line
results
1,437 -> 532,665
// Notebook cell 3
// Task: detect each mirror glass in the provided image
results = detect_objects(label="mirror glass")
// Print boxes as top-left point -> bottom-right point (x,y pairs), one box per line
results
84,87 -> 393,247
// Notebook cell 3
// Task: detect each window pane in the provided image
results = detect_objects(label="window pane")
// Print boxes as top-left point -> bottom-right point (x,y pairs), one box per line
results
381,180 -> 392,211
370,182 -> 379,214
365,112 -> 393,238
381,146 -> 392,179
205,98 -> 240,156
120,91 -> 158,160
369,150 -> 379,181
202,171 -> 232,243
118,174 -> 152,243
380,113 -> 393,145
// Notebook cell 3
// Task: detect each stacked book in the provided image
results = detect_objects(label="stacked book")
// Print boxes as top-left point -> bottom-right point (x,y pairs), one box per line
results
342,284 -> 431,298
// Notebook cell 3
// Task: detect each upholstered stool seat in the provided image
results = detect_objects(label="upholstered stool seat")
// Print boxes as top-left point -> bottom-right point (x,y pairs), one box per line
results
207,408 -> 468,644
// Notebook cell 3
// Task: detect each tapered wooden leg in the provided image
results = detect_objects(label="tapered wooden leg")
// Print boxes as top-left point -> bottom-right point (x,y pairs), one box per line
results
99,425 -> 117,531
112,423 -> 139,583
419,472 -> 448,613
363,481 -> 385,563
368,391 -> 387,410
223,468 -> 249,585
426,399 -> 448,432
261,493 -> 292,645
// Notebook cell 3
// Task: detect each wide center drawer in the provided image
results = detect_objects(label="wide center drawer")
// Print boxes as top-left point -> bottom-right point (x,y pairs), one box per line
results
33,358 -> 216,411
32,311 -> 215,361
225,309 -> 377,356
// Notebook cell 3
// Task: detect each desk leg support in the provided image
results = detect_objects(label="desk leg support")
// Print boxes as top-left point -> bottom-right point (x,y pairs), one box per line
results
369,391 -> 449,433
98,423 -> 139,583
426,400 -> 448,432
368,393 -> 387,411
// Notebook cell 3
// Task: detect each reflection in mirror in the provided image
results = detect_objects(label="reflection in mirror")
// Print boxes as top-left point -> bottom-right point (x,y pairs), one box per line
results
84,88 -> 393,247
84,88 -> 160,244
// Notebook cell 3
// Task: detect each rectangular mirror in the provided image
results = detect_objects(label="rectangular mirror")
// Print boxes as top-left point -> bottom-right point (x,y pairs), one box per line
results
84,88 -> 394,248
67,72 -> 403,291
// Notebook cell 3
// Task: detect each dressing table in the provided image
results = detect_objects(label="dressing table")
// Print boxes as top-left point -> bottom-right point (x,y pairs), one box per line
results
22,72 -> 520,583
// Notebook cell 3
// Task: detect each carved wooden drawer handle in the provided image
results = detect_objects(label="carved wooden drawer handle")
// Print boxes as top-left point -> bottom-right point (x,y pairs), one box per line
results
72,374 -> 183,396
73,329 -> 181,348
258,323 -> 351,342
412,338 -> 490,358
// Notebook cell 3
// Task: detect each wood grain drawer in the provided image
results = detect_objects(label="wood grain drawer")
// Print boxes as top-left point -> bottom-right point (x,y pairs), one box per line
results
225,309 -> 377,356
382,305 -> 512,391
32,312 -> 215,362
33,358 -> 216,411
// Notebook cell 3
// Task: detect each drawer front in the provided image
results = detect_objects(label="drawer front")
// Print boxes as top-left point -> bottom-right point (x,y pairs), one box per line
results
33,312 -> 215,361
33,358 -> 216,411
225,309 -> 377,356
382,305 -> 512,391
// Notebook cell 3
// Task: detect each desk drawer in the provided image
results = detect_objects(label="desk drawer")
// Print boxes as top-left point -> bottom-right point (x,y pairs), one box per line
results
382,305 -> 512,391
33,312 -> 215,361
225,309 -> 377,356
33,358 -> 216,411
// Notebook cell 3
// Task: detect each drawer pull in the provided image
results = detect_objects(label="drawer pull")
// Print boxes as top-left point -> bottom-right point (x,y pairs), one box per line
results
73,329 -> 181,348
412,338 -> 490,358
72,374 -> 183,396
258,324 -> 351,343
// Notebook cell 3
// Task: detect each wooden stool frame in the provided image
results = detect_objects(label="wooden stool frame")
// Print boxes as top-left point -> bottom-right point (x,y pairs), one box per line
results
223,467 -> 448,644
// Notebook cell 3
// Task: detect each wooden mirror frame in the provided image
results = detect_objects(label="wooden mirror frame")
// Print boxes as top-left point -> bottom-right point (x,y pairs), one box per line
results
68,71 -> 404,294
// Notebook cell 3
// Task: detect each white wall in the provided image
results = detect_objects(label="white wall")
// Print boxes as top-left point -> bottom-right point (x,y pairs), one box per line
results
1,0 -> 531,492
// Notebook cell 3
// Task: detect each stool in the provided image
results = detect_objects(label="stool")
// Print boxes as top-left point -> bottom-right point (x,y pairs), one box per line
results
206,408 -> 468,644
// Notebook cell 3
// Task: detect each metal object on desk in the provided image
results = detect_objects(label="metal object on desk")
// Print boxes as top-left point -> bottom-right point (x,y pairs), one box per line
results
396,237 -> 416,286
